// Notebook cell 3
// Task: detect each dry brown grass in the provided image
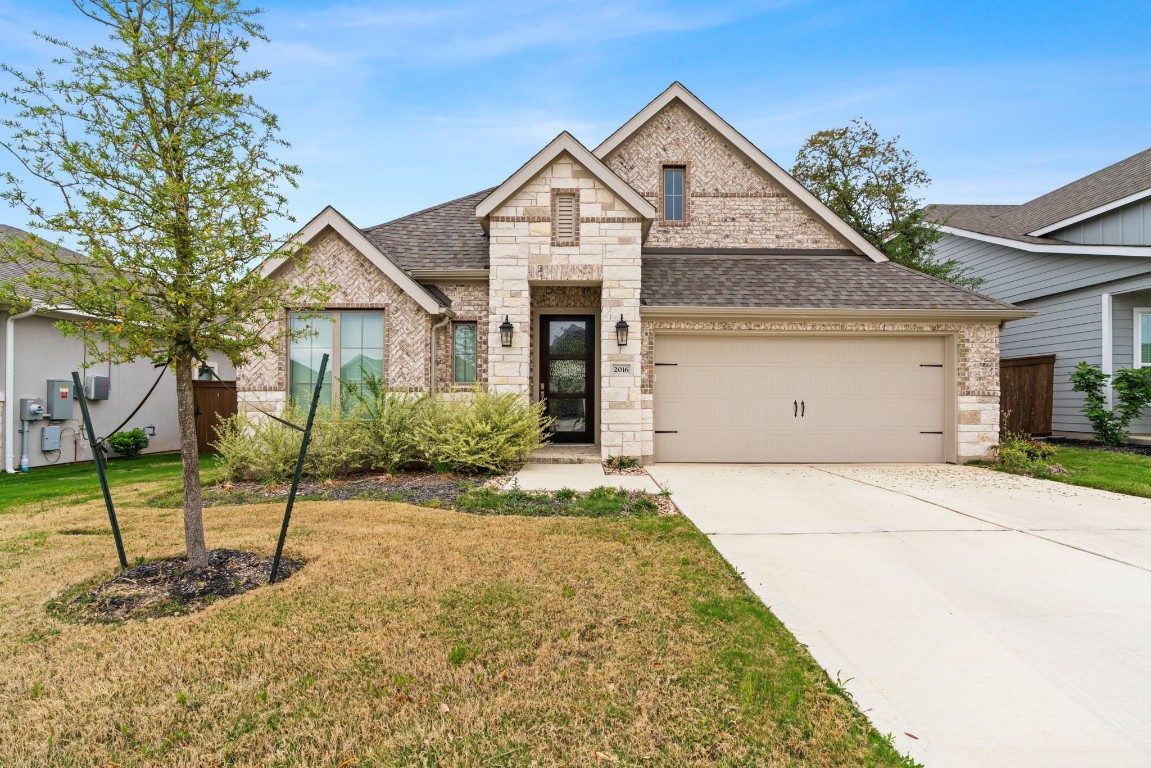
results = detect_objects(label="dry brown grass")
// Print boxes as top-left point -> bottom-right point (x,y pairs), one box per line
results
0,479 -> 912,767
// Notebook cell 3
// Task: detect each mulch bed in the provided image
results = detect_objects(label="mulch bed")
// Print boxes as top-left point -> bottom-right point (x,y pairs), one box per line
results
49,549 -> 303,624
1043,436 -> 1151,457
203,471 -> 489,508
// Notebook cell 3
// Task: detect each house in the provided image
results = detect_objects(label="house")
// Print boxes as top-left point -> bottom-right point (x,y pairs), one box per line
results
928,147 -> 1151,438
240,83 -> 1027,464
0,224 -> 237,471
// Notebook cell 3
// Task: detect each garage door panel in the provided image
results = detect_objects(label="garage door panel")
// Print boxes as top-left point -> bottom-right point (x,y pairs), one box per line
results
654,335 -> 947,463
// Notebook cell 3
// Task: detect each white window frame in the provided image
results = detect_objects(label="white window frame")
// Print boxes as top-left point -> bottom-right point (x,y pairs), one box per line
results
1133,307 -> 1151,368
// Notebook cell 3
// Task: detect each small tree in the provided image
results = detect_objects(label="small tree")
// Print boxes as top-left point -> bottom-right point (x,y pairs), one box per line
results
1068,363 -> 1151,446
792,118 -> 982,289
0,0 -> 328,567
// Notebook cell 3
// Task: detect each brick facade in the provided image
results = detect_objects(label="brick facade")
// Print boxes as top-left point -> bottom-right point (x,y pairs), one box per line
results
603,101 -> 850,250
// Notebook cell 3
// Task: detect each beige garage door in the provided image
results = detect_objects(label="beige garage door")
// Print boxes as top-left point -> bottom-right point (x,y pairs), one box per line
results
653,335 -> 946,463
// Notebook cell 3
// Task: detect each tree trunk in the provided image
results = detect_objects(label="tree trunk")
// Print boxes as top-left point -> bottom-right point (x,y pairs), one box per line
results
175,354 -> 208,568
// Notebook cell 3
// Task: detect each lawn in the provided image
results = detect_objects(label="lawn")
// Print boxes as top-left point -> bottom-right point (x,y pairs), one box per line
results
0,463 -> 915,766
1033,445 -> 1151,498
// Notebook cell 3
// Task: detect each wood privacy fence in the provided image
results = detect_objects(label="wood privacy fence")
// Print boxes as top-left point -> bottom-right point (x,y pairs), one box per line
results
192,380 -> 238,454
1000,354 -> 1055,436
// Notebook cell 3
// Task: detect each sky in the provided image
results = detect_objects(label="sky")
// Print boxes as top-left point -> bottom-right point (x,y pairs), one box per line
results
1,0 -> 1149,235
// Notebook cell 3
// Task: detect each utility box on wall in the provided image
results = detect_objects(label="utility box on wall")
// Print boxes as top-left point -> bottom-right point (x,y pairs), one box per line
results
41,425 -> 62,451
19,398 -> 44,421
85,375 -> 110,401
45,379 -> 74,420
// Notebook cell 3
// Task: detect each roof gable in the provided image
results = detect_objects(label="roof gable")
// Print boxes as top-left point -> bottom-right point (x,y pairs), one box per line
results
262,206 -> 448,314
1017,147 -> 1151,236
475,132 -> 656,230
594,82 -> 888,263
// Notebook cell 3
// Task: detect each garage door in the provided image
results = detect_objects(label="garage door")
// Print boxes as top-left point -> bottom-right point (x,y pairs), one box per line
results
653,335 -> 946,463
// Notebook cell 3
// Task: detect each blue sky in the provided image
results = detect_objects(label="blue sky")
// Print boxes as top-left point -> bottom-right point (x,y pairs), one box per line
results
1,0 -> 1149,234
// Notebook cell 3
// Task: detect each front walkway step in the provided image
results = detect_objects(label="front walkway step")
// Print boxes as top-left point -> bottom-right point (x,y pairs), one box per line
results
529,445 -> 601,464
512,463 -> 662,493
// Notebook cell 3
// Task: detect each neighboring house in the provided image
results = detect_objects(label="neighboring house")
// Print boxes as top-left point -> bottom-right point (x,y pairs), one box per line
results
928,147 -> 1151,438
0,224 -> 236,471
240,83 -> 1026,464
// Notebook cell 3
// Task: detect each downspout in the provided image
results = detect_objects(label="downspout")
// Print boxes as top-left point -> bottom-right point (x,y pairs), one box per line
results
1102,293 -> 1113,408
5,305 -> 39,474
429,313 -> 452,397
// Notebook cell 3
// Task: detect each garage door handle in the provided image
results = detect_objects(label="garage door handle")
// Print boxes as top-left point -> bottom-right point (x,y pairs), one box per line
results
793,400 -> 798,418
801,400 -> 805,418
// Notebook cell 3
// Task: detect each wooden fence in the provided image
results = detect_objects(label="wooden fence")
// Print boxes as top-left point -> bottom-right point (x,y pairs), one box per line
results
1000,354 -> 1055,436
192,380 -> 238,454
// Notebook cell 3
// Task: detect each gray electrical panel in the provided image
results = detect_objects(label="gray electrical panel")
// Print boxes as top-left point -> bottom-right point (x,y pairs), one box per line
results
85,375 -> 110,400
19,398 -> 44,421
45,379 -> 74,420
41,425 -> 62,451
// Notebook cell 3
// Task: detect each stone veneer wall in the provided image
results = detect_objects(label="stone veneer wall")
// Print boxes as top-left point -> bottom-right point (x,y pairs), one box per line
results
642,319 -> 1001,462
603,101 -> 849,251
430,282 -> 489,392
236,229 -> 432,419
487,153 -> 647,459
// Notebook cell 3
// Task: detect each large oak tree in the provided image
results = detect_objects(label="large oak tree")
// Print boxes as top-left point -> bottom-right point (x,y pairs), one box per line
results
0,0 -> 327,567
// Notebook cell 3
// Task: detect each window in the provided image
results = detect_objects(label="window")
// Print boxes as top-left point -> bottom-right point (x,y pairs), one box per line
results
1136,309 -> 1151,367
663,166 -> 685,222
552,189 -> 578,245
289,311 -> 384,407
453,322 -> 477,383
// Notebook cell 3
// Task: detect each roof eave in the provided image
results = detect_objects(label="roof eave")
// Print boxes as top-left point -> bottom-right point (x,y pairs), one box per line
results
1026,187 -> 1151,236
640,305 -> 1035,322
939,225 -> 1151,257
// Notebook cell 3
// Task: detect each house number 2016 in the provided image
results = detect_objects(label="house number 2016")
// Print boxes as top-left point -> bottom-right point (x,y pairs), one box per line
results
612,364 -> 632,375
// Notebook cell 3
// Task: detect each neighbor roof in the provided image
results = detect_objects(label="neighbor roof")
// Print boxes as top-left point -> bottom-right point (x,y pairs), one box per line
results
927,147 -> 1151,245
0,224 -> 81,304
640,253 -> 1025,315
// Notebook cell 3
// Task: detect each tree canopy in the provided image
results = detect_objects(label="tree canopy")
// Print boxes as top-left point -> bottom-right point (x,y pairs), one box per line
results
792,118 -> 982,289
0,0 -> 328,567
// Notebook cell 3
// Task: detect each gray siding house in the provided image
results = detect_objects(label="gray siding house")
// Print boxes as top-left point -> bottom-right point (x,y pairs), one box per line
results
929,148 -> 1151,437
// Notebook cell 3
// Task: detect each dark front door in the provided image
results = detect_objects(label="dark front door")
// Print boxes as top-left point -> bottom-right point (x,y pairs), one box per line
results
540,315 -> 595,443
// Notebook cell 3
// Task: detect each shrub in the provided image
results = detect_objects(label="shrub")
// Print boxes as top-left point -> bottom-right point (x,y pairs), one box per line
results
416,388 -> 551,473
106,428 -> 147,458
1069,362 -> 1151,445
213,406 -> 369,482
997,427 -> 1057,471
343,373 -> 428,473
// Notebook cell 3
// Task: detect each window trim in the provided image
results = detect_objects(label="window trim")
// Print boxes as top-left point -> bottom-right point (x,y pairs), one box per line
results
551,188 -> 580,246
288,309 -> 385,406
452,321 -> 478,384
660,163 -> 688,224
1134,307 -> 1151,368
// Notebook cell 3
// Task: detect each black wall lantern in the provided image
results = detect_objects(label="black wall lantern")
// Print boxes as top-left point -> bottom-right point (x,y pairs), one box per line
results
615,314 -> 629,347
500,315 -> 514,347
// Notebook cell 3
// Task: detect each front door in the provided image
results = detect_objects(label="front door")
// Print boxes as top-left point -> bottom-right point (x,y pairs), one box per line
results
540,315 -> 595,443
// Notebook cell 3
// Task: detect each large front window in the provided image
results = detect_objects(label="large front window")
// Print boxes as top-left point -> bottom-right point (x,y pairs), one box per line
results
290,311 -> 384,407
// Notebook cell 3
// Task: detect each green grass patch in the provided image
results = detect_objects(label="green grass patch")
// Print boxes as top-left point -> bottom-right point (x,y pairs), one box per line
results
0,453 -> 222,513
982,444 -> 1151,498
456,484 -> 660,518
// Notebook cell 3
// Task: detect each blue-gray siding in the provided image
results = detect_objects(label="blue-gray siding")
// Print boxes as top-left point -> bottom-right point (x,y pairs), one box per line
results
1049,198 -> 1151,246
934,234 -> 1151,304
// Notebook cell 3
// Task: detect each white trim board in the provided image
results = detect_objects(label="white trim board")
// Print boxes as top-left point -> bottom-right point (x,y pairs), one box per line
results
1029,188 -> 1151,237
593,82 -> 888,264
261,206 -> 449,315
939,225 -> 1151,257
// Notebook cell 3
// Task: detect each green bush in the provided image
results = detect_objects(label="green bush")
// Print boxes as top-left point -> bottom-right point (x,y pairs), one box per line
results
214,384 -> 551,481
416,387 -> 551,473
106,428 -> 147,458
997,427 -> 1057,471
1069,362 -> 1151,445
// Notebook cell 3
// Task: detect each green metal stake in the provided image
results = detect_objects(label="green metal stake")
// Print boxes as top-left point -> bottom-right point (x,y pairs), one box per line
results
71,371 -> 128,570
269,353 -> 328,584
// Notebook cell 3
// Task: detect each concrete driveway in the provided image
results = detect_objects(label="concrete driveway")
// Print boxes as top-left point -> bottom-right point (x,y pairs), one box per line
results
647,464 -> 1151,768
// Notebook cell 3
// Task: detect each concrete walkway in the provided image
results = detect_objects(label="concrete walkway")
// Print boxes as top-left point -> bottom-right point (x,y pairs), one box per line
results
647,463 -> 1151,768
512,462 -> 661,493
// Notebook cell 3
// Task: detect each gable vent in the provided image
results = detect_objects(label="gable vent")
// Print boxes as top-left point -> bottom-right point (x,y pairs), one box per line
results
552,190 -> 579,246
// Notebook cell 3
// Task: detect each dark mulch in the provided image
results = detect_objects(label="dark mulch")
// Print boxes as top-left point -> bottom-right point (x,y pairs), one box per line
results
1043,436 -> 1151,457
48,549 -> 303,624
202,471 -> 488,508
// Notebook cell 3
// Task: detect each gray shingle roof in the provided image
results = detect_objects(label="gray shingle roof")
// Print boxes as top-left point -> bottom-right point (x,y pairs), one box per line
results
361,189 -> 492,272
640,254 -> 1020,312
927,147 -> 1151,243
0,224 -> 80,303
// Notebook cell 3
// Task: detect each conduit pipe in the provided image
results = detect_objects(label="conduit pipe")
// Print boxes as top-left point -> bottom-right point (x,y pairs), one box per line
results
4,305 -> 39,473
